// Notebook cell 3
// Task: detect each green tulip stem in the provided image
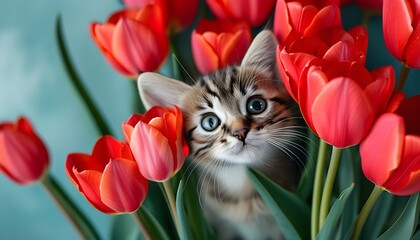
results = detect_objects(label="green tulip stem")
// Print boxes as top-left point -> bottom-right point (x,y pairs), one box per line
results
41,174 -> 100,240
352,186 -> 383,240
395,63 -> 411,93
318,146 -> 343,229
56,14 -> 113,136
132,208 -> 152,240
311,140 -> 328,239
162,181 -> 181,238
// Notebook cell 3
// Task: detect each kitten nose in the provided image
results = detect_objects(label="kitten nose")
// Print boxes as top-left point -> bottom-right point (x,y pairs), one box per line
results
232,128 -> 249,141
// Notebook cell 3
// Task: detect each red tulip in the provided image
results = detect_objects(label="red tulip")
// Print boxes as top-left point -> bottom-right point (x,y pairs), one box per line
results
299,62 -> 395,148
274,1 -> 342,46
277,26 -> 368,101
123,106 -> 188,182
383,0 -> 420,68
0,117 -> 49,184
90,4 -> 169,78
360,95 -> 420,195
66,136 -> 148,213
206,0 -> 276,27
191,19 -> 252,74
122,0 -> 198,33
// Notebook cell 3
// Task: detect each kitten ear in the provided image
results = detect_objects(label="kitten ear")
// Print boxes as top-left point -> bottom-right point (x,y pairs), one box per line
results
137,72 -> 191,110
241,30 -> 279,74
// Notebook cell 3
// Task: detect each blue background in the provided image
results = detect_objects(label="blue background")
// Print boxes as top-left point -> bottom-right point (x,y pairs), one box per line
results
0,1 -> 419,240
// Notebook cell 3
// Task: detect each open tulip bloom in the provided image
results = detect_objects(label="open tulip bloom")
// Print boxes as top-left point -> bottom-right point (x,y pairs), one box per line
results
4,1 -> 420,240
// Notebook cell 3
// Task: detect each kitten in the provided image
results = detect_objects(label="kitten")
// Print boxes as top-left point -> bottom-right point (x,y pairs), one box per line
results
137,30 -> 306,240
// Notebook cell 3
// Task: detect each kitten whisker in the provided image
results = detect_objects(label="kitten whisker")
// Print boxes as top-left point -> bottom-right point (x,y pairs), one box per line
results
172,53 -> 196,84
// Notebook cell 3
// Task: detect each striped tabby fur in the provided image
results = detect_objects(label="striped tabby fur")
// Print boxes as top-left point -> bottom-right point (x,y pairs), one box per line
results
138,30 -> 307,240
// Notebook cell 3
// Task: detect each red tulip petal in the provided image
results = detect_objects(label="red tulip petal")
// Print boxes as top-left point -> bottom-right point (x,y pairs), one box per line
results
383,0 -> 413,61
91,136 -> 125,171
222,29 -> 252,67
287,3 -> 318,34
278,50 -> 317,101
360,113 -> 405,186
191,31 -> 219,74
206,0 -> 229,19
404,24 -> 420,68
0,129 -> 48,184
385,135 -> 420,195
101,159 -> 148,213
274,0 -> 293,44
365,66 -> 395,115
299,65 -> 329,132
304,5 -> 342,37
130,122 -> 174,181
73,168 -> 115,213
311,78 -> 374,148
66,153 -> 92,185
323,41 -> 357,62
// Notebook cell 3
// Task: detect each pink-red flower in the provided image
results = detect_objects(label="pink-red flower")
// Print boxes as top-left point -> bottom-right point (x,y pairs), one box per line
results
123,106 -> 188,182
360,95 -> 420,195
66,136 -> 148,214
298,62 -> 395,148
277,25 -> 368,101
0,117 -> 49,184
122,0 -> 198,33
273,0 -> 342,46
90,4 -> 169,78
191,19 -> 252,74
206,0 -> 276,27
383,0 -> 420,68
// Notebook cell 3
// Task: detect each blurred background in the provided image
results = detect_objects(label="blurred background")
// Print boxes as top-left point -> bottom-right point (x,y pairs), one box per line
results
0,1 -> 419,239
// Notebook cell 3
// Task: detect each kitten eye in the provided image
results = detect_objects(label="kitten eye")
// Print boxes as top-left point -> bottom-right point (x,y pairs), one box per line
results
201,113 -> 220,131
246,96 -> 267,114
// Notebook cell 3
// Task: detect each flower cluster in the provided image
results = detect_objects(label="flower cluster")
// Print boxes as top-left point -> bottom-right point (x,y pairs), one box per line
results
1,0 -> 420,239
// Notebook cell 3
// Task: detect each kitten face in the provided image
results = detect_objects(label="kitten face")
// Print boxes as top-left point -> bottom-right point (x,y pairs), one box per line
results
137,30 -> 304,170
181,65 -> 299,166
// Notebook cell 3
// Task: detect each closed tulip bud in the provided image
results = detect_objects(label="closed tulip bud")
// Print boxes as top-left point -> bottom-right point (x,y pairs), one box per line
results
66,136 -> 148,214
90,4 -> 169,78
299,62 -> 395,148
360,95 -> 420,196
191,19 -> 252,74
0,117 -> 49,184
383,0 -> 420,68
124,106 -> 188,182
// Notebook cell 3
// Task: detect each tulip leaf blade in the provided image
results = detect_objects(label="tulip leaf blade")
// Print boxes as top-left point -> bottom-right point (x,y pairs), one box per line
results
316,184 -> 354,240
55,13 -> 112,136
136,206 -> 171,240
176,179 -> 194,240
377,193 -> 420,240
247,168 -> 310,240
181,165 -> 214,239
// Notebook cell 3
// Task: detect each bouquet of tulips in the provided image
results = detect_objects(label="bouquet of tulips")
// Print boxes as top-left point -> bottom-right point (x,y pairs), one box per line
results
1,0 -> 419,239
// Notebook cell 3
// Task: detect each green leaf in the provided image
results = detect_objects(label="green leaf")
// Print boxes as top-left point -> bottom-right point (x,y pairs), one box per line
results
247,168 -> 310,240
412,229 -> 420,240
296,129 -> 318,200
182,167 -> 214,239
176,179 -> 194,240
361,192 -> 394,239
378,193 -> 420,240
55,14 -> 112,136
317,184 -> 354,240
110,215 -> 140,240
135,206 -> 171,240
